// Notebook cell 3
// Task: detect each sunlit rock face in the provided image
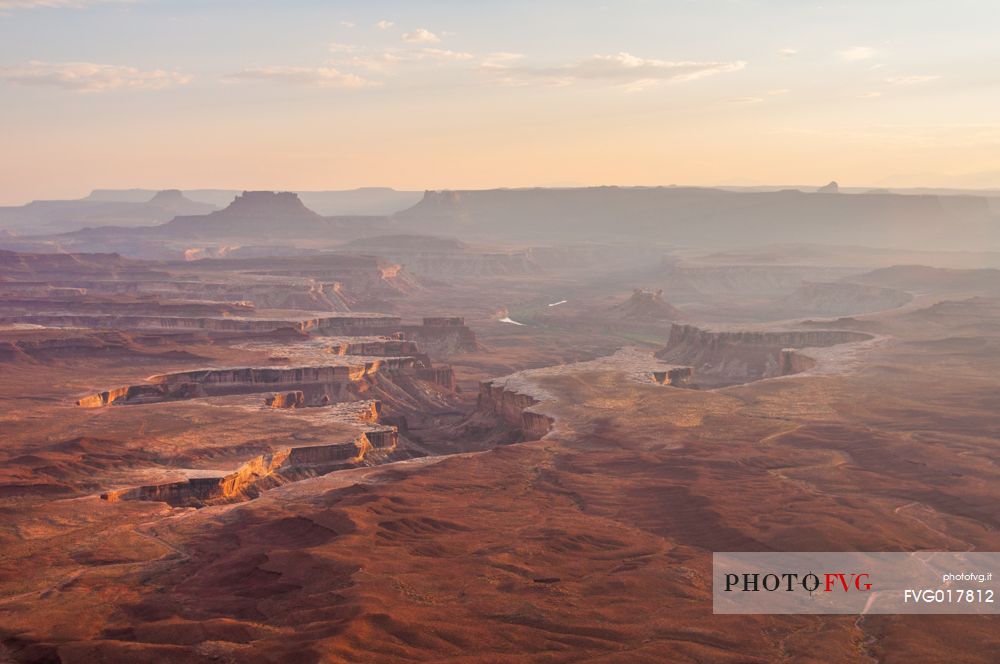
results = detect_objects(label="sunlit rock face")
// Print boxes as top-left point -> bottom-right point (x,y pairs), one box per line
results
266,390 -> 306,408
100,426 -> 399,507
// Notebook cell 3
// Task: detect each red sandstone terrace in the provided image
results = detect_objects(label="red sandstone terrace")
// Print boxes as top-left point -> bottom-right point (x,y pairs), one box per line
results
2,235 -> 1000,662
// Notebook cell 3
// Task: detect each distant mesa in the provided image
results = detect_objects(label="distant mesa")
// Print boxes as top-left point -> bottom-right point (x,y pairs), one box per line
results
147,189 -> 196,207
0,188 -> 215,235
817,181 -> 840,193
613,289 -> 683,321
212,191 -> 321,220
162,191 -> 328,238
395,185 -> 995,250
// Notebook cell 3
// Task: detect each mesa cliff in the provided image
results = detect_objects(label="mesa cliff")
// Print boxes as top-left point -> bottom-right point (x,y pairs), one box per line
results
477,381 -> 554,440
101,426 -> 398,507
396,186 -> 996,250
655,324 -> 872,386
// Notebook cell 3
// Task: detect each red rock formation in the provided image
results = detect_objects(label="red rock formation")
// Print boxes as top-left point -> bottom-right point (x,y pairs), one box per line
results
402,318 -> 479,353
101,427 -> 398,507
655,324 -> 872,386
477,382 -> 553,440
613,289 -> 683,320
651,367 -> 693,386
79,358 -> 456,408
266,391 -> 305,408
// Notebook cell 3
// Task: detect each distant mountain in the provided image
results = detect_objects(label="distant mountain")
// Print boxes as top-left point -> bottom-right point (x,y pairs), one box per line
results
0,190 -> 216,234
85,187 -> 422,216
395,186 -> 998,250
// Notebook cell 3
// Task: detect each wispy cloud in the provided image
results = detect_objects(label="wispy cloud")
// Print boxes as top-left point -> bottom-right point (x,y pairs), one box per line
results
838,46 -> 876,61
489,52 -> 746,89
415,48 -> 473,62
338,20 -> 354,28
227,66 -> 373,88
0,0 -> 132,9
0,60 -> 188,91
328,42 -> 358,53
402,28 -> 440,44
481,52 -> 524,69
777,48 -> 798,58
345,47 -> 473,71
885,74 -> 939,85
375,19 -> 393,30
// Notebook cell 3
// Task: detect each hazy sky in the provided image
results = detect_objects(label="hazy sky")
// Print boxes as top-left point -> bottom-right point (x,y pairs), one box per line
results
1,0 -> 999,204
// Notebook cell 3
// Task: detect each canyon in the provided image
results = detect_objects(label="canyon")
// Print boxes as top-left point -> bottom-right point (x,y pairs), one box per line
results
0,190 -> 998,663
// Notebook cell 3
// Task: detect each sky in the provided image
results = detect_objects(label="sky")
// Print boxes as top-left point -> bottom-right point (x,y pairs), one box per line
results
1,0 -> 999,204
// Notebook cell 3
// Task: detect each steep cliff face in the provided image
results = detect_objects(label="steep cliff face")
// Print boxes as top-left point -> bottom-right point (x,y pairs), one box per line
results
101,427 -> 398,507
266,391 -> 305,408
79,358 -> 457,409
77,382 -> 208,408
101,427 -> 397,507
477,382 -> 554,440
401,317 -> 479,354
651,367 -> 693,386
655,324 -> 872,386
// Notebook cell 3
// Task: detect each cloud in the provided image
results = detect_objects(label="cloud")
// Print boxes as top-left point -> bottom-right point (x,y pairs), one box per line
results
344,47 -> 473,71
328,42 -> 357,53
490,52 -> 746,89
376,19 -> 393,29
777,48 -> 798,58
227,66 -> 372,88
838,46 -> 876,61
0,60 -> 189,91
339,20 -> 355,28
348,52 -> 403,72
884,74 -> 939,85
0,0 -> 131,9
402,27 -> 440,44
415,48 -> 473,62
481,52 -> 524,69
